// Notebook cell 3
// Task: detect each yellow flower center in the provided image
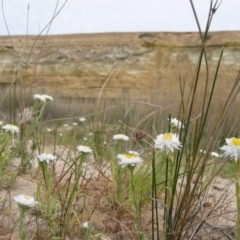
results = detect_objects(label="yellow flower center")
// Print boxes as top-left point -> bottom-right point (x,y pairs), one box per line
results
24,195 -> 30,200
124,154 -> 137,159
232,137 -> 240,146
163,133 -> 173,141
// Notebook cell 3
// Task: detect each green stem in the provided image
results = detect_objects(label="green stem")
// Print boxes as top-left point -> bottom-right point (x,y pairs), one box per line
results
62,154 -> 85,236
40,161 -> 55,231
130,167 -> 143,240
116,141 -> 124,204
117,167 -> 124,204
164,155 -> 169,239
83,226 -> 91,240
152,150 -> 160,240
19,206 -> 26,240
235,161 -> 240,239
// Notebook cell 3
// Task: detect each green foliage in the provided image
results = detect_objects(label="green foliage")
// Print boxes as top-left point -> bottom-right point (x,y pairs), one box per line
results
1,1 -> 240,239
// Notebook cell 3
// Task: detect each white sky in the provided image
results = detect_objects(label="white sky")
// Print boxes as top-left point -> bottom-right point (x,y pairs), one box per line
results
0,0 -> 239,36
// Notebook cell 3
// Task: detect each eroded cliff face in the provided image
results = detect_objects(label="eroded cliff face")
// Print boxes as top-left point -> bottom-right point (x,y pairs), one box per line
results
1,32 -> 240,102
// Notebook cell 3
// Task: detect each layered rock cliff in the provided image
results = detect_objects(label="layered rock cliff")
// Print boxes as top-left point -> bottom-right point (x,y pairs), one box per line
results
0,32 -> 240,101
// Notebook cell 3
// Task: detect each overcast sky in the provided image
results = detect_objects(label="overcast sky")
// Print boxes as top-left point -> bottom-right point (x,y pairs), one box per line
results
0,0 -> 239,36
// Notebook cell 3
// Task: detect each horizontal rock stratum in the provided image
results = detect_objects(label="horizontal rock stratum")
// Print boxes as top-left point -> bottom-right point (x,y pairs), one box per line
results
0,32 -> 240,100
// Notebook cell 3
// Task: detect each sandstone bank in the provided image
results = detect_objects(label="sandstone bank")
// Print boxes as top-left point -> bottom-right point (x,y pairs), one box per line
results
0,32 -> 240,102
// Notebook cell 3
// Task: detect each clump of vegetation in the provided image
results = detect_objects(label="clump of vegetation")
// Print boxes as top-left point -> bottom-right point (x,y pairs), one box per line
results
1,0 -> 240,239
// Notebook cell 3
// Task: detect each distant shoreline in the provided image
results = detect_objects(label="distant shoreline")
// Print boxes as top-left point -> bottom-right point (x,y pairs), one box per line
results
1,31 -> 240,47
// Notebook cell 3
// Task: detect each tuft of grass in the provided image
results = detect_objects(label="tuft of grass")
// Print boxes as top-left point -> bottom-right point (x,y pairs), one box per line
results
1,1 -> 240,239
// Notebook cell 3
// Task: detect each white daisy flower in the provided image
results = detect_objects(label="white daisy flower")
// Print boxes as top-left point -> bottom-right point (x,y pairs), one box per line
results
83,137 -> 87,141
2,124 -> 20,134
47,128 -> 51,132
220,137 -> 240,161
13,194 -> 38,208
200,150 -> 221,158
154,133 -> 182,154
82,221 -> 89,228
72,122 -> 78,126
210,152 -> 220,158
200,149 -> 206,154
79,117 -> 86,122
117,153 -> 143,168
113,134 -> 129,141
33,94 -> 53,102
77,145 -> 93,153
169,118 -> 184,129
38,153 -> 57,164
63,124 -> 68,127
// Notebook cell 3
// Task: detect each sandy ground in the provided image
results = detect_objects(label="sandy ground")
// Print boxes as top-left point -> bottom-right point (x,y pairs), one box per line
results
0,144 -> 238,239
